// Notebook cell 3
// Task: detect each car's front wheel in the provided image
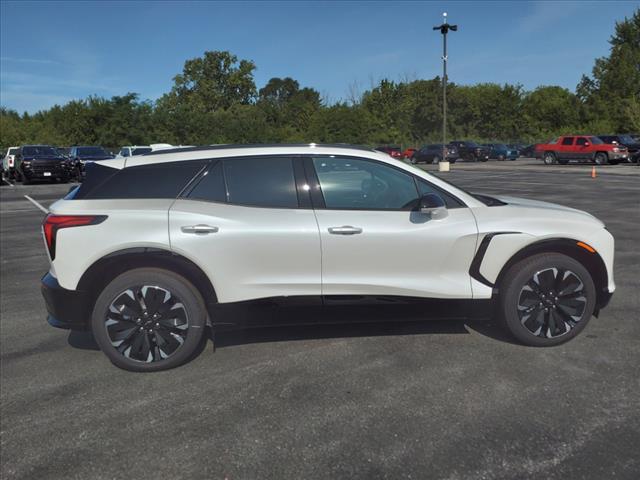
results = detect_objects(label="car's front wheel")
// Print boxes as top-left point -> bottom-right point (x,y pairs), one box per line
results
91,268 -> 208,371
499,253 -> 596,346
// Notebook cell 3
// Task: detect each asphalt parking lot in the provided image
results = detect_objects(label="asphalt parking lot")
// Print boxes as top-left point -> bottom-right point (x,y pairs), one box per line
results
1,159 -> 639,479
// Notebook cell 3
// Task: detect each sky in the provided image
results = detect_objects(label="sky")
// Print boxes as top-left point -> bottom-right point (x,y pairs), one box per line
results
1,0 -> 637,113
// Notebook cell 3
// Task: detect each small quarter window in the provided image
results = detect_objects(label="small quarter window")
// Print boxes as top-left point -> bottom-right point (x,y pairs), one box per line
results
79,161 -> 206,199
188,161 -> 226,203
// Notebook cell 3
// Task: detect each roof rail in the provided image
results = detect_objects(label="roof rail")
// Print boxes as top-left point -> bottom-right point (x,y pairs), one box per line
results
143,143 -> 377,156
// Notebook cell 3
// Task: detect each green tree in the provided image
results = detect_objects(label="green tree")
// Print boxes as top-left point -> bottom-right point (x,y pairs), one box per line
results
577,8 -> 640,132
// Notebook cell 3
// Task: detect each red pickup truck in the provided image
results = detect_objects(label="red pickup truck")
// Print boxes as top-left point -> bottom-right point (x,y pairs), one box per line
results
535,135 -> 628,165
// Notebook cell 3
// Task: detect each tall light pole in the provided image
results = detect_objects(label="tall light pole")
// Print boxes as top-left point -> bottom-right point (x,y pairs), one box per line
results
433,12 -> 457,171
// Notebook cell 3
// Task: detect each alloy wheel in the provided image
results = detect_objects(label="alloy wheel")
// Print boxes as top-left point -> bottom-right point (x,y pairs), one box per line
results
105,285 -> 189,363
517,267 -> 588,338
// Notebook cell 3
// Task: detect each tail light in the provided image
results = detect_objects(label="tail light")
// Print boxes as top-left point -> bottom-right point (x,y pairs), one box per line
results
42,214 -> 107,260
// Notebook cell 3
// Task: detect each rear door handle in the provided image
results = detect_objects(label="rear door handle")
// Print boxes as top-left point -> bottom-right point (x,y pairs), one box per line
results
328,226 -> 363,235
181,224 -> 219,235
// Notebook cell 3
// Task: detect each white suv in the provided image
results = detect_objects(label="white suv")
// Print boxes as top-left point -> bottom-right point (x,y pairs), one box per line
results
41,144 -> 615,371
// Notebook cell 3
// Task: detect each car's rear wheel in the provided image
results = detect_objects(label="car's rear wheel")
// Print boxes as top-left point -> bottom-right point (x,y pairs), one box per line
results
594,152 -> 608,165
91,268 -> 207,372
410,156 -> 417,164
499,253 -> 596,346
543,152 -> 556,165
433,155 -> 440,164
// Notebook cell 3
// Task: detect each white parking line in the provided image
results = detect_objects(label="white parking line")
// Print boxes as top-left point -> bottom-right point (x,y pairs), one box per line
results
23,195 -> 49,214
2,178 -> 14,187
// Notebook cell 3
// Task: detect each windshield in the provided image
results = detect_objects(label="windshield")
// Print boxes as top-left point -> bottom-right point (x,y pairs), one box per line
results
466,141 -> 479,147
8,148 -> 19,156
78,146 -> 108,156
618,135 -> 635,144
496,144 -> 508,149
22,146 -> 58,156
132,147 -> 152,156
589,136 -> 604,145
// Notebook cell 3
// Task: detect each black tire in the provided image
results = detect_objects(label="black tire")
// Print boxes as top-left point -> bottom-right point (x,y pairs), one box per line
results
558,158 -> 569,165
479,156 -> 489,162
410,156 -> 417,165
91,268 -> 208,372
433,155 -> 440,164
543,152 -> 556,165
21,175 -> 30,185
465,153 -> 475,162
450,158 -> 457,164
594,152 -> 608,165
498,154 -> 505,161
499,253 -> 596,347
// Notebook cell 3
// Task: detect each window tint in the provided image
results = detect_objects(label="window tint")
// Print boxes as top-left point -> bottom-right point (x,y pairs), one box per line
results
561,137 -> 574,145
132,147 -> 152,156
23,146 -> 58,156
417,179 -> 464,209
576,137 -> 588,146
120,148 -> 129,157
80,161 -> 206,199
589,136 -> 603,145
188,161 -> 226,203
77,146 -> 108,156
224,157 -> 298,208
313,157 -> 419,210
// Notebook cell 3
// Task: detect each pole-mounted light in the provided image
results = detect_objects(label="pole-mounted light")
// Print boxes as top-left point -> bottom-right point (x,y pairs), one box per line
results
433,12 -> 458,172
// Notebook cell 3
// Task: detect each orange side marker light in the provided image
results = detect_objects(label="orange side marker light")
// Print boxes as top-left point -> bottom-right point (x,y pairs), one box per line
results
577,241 -> 596,253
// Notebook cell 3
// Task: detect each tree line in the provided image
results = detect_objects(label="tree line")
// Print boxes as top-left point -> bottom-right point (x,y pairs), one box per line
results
1,9 -> 638,151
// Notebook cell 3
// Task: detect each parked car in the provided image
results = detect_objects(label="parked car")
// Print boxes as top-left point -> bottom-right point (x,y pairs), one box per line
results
411,144 -> 458,164
483,143 -> 518,161
68,146 -> 115,180
598,135 -> 640,163
56,147 -> 71,158
402,147 -> 417,160
535,136 -> 628,165
41,144 -> 615,371
2,146 -> 20,181
13,145 -> 71,183
519,144 -> 537,158
507,144 -> 528,157
118,145 -> 154,157
374,145 -> 403,159
448,141 -> 490,162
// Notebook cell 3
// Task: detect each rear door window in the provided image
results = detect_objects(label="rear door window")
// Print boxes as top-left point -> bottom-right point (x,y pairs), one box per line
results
187,161 -> 226,203
561,137 -> 574,146
223,157 -> 298,208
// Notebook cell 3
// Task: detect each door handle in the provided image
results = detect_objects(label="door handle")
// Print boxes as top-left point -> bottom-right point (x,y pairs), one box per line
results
328,226 -> 363,235
181,224 -> 219,235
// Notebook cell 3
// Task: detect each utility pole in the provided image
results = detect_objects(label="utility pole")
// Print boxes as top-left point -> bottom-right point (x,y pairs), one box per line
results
433,12 -> 457,172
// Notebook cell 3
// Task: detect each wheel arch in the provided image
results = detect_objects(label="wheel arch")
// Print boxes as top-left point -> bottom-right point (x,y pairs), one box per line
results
494,238 -> 609,312
77,247 -> 218,323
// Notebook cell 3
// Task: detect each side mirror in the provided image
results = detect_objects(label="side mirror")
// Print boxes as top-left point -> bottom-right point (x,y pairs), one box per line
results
584,141 -> 590,146
419,193 -> 448,219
